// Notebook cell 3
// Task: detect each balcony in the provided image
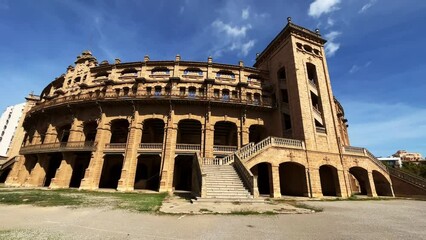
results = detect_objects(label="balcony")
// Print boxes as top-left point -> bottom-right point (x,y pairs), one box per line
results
213,145 -> 237,154
20,141 -> 97,155
175,144 -> 201,153
104,143 -> 126,152
138,143 -> 163,153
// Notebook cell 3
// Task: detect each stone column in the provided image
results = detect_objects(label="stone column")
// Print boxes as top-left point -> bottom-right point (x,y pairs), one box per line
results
236,126 -> 241,149
24,154 -> 49,187
68,118 -> 84,142
117,112 -> 143,191
159,111 -> 177,192
308,168 -> 323,198
50,153 -> 76,189
270,164 -> 281,198
204,123 -> 214,158
367,171 -> 378,197
43,124 -> 58,144
5,155 -> 26,186
241,125 -> 250,146
337,169 -> 349,198
80,114 -> 111,190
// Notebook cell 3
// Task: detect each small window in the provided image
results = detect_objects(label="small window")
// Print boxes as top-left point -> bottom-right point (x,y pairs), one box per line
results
183,68 -> 203,76
303,45 -> 312,53
306,63 -> 317,84
254,93 -> 261,105
188,87 -> 196,98
74,77 -> 81,83
198,88 -> 205,97
214,89 -> 220,98
216,70 -> 235,79
283,113 -> 292,130
222,89 -> 230,101
296,42 -> 303,49
152,67 -> 170,75
146,87 -> 152,95
232,91 -> 238,99
180,87 -> 186,96
311,91 -> 320,111
246,92 -> 252,101
277,67 -> 286,81
154,86 -> 162,96
281,89 -> 289,103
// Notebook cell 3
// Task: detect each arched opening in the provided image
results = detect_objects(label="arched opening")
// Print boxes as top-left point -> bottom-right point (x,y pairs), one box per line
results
43,153 -> 62,187
222,89 -> 230,101
141,119 -> 165,143
319,165 -> 341,196
121,68 -> 138,76
69,153 -> 91,188
83,121 -> 98,142
249,125 -> 267,143
154,86 -> 162,96
173,155 -> 194,191
134,154 -> 161,190
372,171 -> 393,196
99,154 -> 124,189
279,162 -> 308,197
250,162 -> 272,195
110,119 -> 129,143
214,121 -> 237,146
56,124 -> 71,143
188,87 -> 197,98
177,119 -> 202,144
0,168 -> 11,183
349,167 -> 371,196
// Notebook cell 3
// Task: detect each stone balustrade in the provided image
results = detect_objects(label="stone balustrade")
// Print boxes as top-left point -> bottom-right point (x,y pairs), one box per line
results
20,141 -> 97,155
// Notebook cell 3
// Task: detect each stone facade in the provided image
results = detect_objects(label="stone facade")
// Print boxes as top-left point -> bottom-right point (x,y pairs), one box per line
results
5,19 -> 395,198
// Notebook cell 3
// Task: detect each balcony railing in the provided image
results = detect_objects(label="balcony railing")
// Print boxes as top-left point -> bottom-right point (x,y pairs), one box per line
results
213,145 -> 238,153
20,141 -> 97,154
32,89 -> 274,113
104,143 -> 126,151
175,144 -> 201,152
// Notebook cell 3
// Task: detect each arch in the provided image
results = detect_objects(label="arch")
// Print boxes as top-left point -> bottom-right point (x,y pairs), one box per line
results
277,67 -> 286,80
56,124 -> 71,143
134,154 -> 161,190
216,70 -> 235,78
349,167 -> 371,196
177,119 -> 202,144
372,170 -> 393,196
279,162 -> 308,197
173,155 -> 193,191
141,119 -> 165,143
69,153 -> 91,188
99,154 -> 124,189
319,165 -> 341,197
214,121 -> 237,146
250,162 -> 272,196
183,67 -> 202,75
110,119 -> 129,143
121,68 -> 138,75
83,121 -> 98,142
43,153 -> 62,187
249,124 -> 267,143
151,67 -> 170,74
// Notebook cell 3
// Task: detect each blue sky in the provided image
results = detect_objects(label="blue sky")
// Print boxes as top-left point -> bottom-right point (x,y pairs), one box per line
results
0,0 -> 425,157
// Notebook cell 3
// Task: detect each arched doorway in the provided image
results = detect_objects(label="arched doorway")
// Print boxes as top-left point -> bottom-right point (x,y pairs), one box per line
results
134,154 -> 161,191
214,121 -> 237,146
141,119 -> 165,143
69,153 -> 91,188
279,162 -> 308,197
99,154 -> 124,189
173,155 -> 194,191
250,162 -> 272,195
43,153 -> 62,187
349,167 -> 371,196
177,119 -> 202,144
319,165 -> 341,196
249,125 -> 267,143
110,119 -> 129,143
372,171 -> 393,196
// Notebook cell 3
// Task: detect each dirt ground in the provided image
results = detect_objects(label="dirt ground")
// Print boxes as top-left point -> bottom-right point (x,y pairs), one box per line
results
0,199 -> 425,240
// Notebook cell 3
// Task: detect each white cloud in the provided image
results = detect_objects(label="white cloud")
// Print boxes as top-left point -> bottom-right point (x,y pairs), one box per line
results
308,0 -> 341,18
349,65 -> 359,74
324,31 -> 341,56
242,7 -> 249,20
345,101 -> 426,156
359,0 -> 377,13
212,20 -> 251,38
325,42 -> 340,56
327,17 -> 335,27
230,40 -> 256,57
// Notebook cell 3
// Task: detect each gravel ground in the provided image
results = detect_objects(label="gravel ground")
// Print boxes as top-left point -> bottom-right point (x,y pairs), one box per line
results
0,200 -> 425,240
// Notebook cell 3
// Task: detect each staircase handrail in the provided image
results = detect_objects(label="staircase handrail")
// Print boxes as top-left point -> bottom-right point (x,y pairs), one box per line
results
233,154 -> 259,197
388,167 -> 426,190
343,145 -> 388,173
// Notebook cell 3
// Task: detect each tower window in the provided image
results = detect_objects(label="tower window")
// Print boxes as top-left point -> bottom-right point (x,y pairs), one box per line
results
306,63 -> 317,84
277,67 -> 286,81
281,89 -> 289,103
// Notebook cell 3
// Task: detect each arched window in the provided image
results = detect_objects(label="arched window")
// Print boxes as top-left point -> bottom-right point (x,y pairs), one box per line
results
151,67 -> 170,75
306,63 -> 317,84
188,87 -> 196,98
183,67 -> 203,76
121,68 -> 138,77
216,70 -> 235,79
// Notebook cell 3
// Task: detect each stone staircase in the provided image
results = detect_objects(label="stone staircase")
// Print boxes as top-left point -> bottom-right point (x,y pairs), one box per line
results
197,164 -> 254,202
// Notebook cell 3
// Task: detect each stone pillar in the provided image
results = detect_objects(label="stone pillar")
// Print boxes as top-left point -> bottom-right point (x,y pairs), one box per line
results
80,114 -> 111,190
204,123 -> 214,158
68,118 -> 84,142
367,171 -> 378,197
337,170 -> 349,198
5,155 -> 26,186
43,124 -> 58,144
159,111 -> 177,192
50,153 -> 76,189
308,168 -> 323,198
24,154 -> 49,187
236,126 -> 241,149
241,125 -> 249,146
117,112 -> 143,191
270,164 -> 281,198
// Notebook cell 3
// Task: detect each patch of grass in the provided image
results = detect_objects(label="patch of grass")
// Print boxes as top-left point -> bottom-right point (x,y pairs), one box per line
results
0,188 -> 167,213
293,203 -> 323,212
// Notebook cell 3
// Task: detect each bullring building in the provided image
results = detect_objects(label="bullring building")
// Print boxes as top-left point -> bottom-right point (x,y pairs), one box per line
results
5,19 -> 395,199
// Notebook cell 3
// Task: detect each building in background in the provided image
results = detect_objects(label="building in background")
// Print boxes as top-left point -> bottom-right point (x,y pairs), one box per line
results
377,157 -> 402,168
0,103 -> 25,157
393,150 -> 423,162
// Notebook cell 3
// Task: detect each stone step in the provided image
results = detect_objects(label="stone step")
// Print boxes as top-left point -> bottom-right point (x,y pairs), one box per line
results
205,188 -> 248,191
205,194 -> 252,198
194,197 -> 265,203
